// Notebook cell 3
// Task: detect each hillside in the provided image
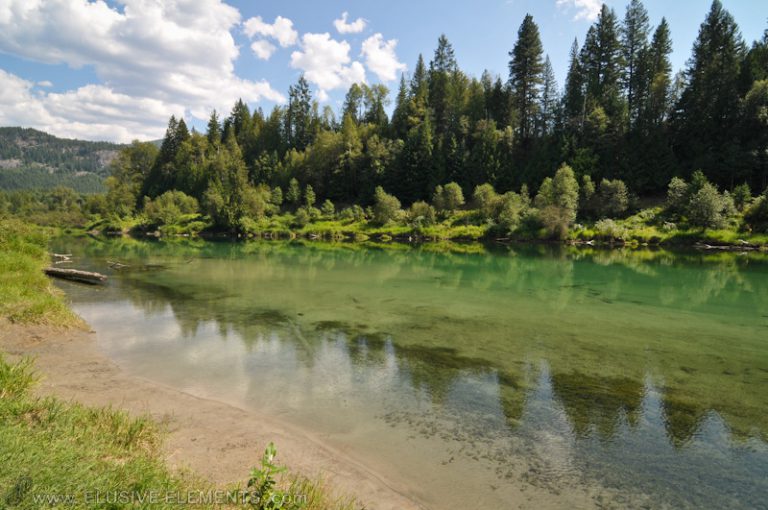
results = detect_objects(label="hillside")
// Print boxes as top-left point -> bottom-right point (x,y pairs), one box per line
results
0,127 -> 125,192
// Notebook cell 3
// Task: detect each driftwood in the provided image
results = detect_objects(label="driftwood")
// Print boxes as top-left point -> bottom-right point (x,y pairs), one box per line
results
44,268 -> 107,285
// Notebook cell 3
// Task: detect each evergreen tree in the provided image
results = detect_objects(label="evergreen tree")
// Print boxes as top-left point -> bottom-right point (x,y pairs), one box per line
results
581,6 -> 625,120
285,75 -> 313,151
564,38 -> 586,131
342,83 -> 365,124
207,110 -> 221,148
363,84 -> 390,128
391,74 -> 410,140
429,35 -> 458,137
621,0 -> 651,126
643,18 -> 673,128
509,14 -> 544,140
676,0 -> 746,186
539,56 -> 559,135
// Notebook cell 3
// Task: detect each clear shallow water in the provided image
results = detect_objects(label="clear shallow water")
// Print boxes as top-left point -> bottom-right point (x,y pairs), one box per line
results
51,238 -> 768,509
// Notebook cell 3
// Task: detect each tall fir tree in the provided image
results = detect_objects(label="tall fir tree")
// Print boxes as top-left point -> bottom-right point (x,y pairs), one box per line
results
581,6 -> 625,121
676,0 -> 746,186
285,75 -> 313,151
509,14 -> 544,140
429,35 -> 458,137
621,0 -> 651,127
539,55 -> 559,135
391,74 -> 410,140
564,38 -> 586,132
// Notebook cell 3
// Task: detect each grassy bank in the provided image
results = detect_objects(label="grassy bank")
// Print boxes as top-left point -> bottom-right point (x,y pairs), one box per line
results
0,220 -> 80,326
0,219 -> 360,510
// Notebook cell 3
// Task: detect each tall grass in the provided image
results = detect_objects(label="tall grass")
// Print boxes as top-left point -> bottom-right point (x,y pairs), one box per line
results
0,219 -> 79,326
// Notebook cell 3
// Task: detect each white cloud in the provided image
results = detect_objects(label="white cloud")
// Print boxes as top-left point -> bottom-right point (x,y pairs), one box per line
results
243,15 -> 298,47
37,80 -> 53,88
0,0 -> 285,142
317,89 -> 330,103
556,0 -> 603,21
333,12 -> 366,34
0,69 -> 176,142
361,34 -> 406,82
251,40 -> 277,60
290,33 -> 366,94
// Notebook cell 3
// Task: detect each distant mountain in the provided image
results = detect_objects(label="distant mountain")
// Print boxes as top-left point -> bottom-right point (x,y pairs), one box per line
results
0,127 -> 126,192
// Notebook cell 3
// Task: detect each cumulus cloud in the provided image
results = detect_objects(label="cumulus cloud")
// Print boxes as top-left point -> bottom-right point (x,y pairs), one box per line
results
290,33 -> 366,94
334,12 -> 366,34
0,69 -> 176,142
361,34 -> 407,82
251,40 -> 277,60
556,0 -> 603,21
37,80 -> 53,88
243,15 -> 298,47
0,0 -> 284,142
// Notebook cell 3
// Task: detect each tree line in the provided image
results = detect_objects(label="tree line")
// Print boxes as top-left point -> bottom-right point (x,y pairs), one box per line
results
103,0 -> 767,234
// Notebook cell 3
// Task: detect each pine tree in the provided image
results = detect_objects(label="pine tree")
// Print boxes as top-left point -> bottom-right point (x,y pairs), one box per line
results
391,74 -> 410,140
564,39 -> 585,131
581,6 -> 625,120
363,84 -> 390,128
342,83 -> 365,124
207,110 -> 221,148
285,75 -> 313,151
676,0 -> 746,186
621,0 -> 651,126
408,55 -> 430,129
539,56 -> 559,135
642,18 -> 673,128
509,14 -> 544,140
429,35 -> 458,137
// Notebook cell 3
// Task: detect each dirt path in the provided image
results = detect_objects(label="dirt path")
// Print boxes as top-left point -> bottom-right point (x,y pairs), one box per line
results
0,322 -> 424,510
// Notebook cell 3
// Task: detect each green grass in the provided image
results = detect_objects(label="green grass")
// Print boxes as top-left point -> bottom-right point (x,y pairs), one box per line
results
0,354 -> 204,509
0,353 -> 362,509
0,220 -> 80,326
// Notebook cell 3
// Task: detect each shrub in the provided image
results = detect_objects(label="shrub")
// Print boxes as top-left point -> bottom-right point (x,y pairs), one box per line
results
744,191 -> 768,232
580,175 -> 598,218
598,179 -> 629,218
434,182 -> 465,212
732,183 -> 752,211
304,185 -> 316,208
373,186 -> 401,225
143,190 -> 199,226
534,164 -> 580,236
321,199 -> 335,217
538,205 -> 573,240
270,186 -> 283,207
497,192 -> 527,232
286,178 -> 301,206
243,187 -> 270,220
472,183 -> 500,220
595,218 -> 626,240
293,207 -> 311,227
688,182 -> 728,229
338,205 -> 366,223
666,177 -> 689,214
408,201 -> 437,226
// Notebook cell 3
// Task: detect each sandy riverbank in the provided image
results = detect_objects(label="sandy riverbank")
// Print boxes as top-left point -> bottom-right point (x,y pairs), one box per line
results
0,321 -> 424,510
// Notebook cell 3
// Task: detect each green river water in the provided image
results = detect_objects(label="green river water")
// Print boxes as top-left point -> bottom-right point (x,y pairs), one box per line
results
50,237 -> 768,509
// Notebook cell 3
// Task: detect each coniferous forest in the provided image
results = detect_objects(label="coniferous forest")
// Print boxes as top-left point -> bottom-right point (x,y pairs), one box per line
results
5,0 -> 768,243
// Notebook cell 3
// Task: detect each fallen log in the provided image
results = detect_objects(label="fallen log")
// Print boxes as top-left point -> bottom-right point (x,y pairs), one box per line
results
44,267 -> 107,285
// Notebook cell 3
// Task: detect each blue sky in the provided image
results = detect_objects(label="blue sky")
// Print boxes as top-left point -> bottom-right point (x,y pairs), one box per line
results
0,0 -> 765,142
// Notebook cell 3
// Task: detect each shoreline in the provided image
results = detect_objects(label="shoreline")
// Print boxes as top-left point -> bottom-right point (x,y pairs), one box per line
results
82,227 -> 768,252
0,321 -> 425,510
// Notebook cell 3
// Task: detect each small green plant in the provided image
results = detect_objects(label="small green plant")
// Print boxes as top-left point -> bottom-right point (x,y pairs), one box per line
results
247,443 -> 305,510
